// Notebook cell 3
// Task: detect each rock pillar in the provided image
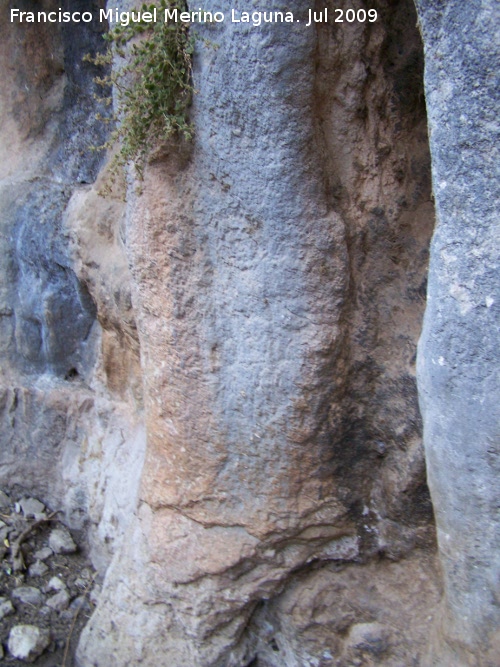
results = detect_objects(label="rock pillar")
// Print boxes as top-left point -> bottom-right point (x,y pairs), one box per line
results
415,1 -> 500,664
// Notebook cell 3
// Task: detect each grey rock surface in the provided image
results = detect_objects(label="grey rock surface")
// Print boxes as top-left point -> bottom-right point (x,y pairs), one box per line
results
0,0 -> 497,665
415,1 -> 500,665
78,1 -> 438,665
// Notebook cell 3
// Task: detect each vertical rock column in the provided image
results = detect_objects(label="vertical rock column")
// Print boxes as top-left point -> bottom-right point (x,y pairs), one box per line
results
415,1 -> 499,664
78,3 -> 355,666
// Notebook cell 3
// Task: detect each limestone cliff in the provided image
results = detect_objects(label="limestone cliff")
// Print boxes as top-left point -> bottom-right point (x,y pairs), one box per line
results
0,1 -> 497,666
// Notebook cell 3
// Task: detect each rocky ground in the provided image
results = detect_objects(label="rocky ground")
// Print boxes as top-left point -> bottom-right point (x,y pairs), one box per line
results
0,487 -> 99,666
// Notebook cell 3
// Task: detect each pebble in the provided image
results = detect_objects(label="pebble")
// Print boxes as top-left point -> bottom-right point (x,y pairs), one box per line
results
48,527 -> 77,554
0,596 -> 15,620
46,589 -> 70,612
346,622 -> 390,655
11,586 -> 44,606
34,546 -> 53,561
47,575 -> 66,592
8,624 -> 51,662
28,560 -> 49,577
19,497 -> 46,520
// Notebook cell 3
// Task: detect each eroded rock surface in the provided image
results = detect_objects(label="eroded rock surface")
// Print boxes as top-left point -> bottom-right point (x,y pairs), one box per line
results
0,0 -> 145,575
0,0 -> 496,666
78,1 -> 439,665
415,1 -> 500,665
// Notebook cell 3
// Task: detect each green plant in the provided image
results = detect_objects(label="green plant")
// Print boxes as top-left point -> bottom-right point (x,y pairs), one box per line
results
87,0 -> 194,182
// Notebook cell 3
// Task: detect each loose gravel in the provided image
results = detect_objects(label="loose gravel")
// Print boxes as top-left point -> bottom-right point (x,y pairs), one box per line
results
0,487 -> 100,666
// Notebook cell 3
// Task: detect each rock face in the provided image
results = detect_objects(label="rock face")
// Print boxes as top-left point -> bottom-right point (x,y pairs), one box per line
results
0,0 -> 145,570
0,0 -> 497,666
415,1 -> 500,665
78,0 -> 439,665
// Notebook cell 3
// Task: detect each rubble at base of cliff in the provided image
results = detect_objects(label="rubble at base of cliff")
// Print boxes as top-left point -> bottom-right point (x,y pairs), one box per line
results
0,487 -> 99,666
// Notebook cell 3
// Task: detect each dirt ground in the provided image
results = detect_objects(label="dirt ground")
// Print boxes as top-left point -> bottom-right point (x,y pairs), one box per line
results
0,486 -> 100,666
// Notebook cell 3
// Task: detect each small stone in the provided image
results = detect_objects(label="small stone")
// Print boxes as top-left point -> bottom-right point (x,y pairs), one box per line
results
34,547 -> 53,561
0,597 -> 15,620
346,622 -> 390,656
19,497 -> 46,520
46,589 -> 70,612
47,576 -> 66,592
8,624 -> 50,662
28,560 -> 49,577
12,586 -> 44,606
48,527 -> 77,554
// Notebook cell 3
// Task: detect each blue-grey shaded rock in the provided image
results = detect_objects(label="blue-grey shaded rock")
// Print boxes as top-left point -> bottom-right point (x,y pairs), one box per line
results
0,1 -> 110,378
415,0 -> 500,664
10,183 -> 97,378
